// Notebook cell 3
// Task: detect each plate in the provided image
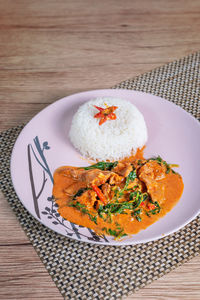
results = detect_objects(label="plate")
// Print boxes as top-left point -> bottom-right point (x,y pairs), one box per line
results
10,89 -> 200,246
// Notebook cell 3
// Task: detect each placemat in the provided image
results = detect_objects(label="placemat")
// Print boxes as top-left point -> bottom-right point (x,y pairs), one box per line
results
0,51 -> 200,300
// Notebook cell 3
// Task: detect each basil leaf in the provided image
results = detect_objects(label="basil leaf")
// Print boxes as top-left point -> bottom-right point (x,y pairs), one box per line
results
124,169 -> 137,189
83,161 -> 118,171
72,188 -> 88,200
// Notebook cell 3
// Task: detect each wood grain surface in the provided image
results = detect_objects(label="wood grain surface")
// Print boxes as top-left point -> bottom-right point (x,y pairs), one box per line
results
0,0 -> 200,299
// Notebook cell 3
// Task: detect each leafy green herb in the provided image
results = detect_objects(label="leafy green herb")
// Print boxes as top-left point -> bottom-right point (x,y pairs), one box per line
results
97,204 -> 104,218
114,188 -> 120,198
137,160 -> 143,166
97,190 -> 146,218
82,161 -> 118,171
149,155 -> 162,165
102,227 -> 127,238
124,169 -> 137,189
70,202 -> 85,209
130,191 -> 145,208
150,201 -> 160,214
145,201 -> 161,217
133,208 -> 142,215
169,163 -> 179,168
114,169 -> 137,200
69,201 -> 98,224
115,222 -> 122,230
166,165 -> 170,174
129,191 -> 138,201
90,215 -> 98,224
148,156 -> 178,174
98,202 -> 131,218
135,215 -> 142,222
72,188 -> 88,200
117,190 -> 125,198
133,208 -> 142,222
142,193 -> 148,201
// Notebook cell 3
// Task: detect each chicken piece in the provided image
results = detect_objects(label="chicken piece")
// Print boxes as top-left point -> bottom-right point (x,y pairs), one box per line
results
132,159 -> 147,171
69,168 -> 85,180
101,183 -> 111,200
77,189 -> 97,211
146,181 -> 165,204
139,161 -> 166,183
64,182 -> 86,196
113,162 -> 133,177
138,161 -> 166,204
57,166 -> 86,181
80,169 -> 111,186
109,173 -> 124,185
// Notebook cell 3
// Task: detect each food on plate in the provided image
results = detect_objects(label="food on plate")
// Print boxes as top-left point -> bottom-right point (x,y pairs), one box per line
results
69,97 -> 148,161
93,104 -> 118,125
54,97 -> 183,239
53,152 -> 184,239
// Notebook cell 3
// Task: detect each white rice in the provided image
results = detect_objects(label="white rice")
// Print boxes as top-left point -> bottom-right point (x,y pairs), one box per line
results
69,97 -> 148,161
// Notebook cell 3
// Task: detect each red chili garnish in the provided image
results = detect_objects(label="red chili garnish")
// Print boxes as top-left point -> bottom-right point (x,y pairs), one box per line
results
94,105 -> 118,125
91,184 -> 107,205
140,202 -> 145,207
94,105 -> 104,112
147,203 -> 156,210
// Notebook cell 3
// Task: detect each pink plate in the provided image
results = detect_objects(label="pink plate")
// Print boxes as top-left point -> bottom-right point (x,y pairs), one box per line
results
10,89 -> 200,245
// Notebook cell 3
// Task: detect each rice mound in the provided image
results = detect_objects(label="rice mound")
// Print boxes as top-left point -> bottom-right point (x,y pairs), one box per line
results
69,97 -> 148,161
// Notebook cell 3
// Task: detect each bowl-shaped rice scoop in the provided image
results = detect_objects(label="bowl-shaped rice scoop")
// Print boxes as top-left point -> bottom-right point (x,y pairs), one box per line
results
69,97 -> 148,161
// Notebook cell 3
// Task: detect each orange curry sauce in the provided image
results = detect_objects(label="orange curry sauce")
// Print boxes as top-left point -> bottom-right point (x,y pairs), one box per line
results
53,149 -> 184,239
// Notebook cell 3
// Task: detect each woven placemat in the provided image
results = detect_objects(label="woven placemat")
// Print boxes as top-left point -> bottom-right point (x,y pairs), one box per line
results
0,52 -> 200,300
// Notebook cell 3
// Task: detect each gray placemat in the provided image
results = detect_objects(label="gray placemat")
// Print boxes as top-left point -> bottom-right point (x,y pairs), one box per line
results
0,52 -> 200,300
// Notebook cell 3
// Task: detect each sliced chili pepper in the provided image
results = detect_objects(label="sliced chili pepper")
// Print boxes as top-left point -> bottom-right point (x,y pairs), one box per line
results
93,105 -> 118,125
99,116 -> 108,125
91,184 -> 107,205
147,203 -> 155,210
108,112 -> 117,120
94,105 -> 104,112
94,112 -> 104,118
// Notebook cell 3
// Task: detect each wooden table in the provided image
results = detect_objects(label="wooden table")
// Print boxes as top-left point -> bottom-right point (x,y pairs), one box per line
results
0,1 -> 199,299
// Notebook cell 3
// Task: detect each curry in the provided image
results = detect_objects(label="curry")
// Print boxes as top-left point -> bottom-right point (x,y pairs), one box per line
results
53,151 -> 184,239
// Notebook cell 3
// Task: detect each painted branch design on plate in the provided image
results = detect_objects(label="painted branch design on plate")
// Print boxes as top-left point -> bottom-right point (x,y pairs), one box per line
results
27,137 -> 52,219
41,196 -> 109,242
27,136 -> 109,243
